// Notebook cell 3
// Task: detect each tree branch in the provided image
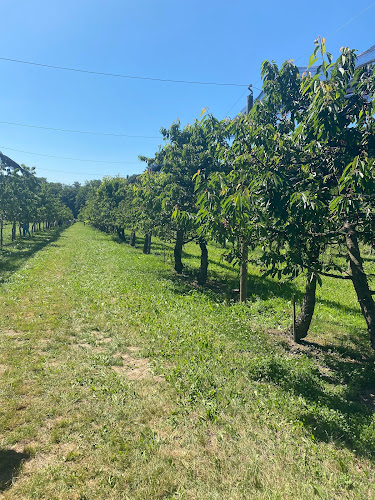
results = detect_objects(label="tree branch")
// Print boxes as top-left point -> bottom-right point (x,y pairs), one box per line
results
308,230 -> 344,238
312,269 -> 353,280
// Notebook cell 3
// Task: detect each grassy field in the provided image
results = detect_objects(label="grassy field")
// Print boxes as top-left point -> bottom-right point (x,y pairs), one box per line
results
1,223 -> 375,499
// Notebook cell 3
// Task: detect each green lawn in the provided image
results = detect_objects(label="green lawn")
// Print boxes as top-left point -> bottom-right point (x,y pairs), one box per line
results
0,223 -> 374,499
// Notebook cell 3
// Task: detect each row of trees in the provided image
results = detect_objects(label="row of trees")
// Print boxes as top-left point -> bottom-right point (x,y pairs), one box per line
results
81,40 -> 375,349
0,156 -> 76,246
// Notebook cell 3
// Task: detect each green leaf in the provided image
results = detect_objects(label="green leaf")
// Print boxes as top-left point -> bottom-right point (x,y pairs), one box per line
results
308,54 -> 318,68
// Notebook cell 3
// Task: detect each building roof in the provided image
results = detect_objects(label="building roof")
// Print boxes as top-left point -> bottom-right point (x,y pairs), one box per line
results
357,44 -> 375,67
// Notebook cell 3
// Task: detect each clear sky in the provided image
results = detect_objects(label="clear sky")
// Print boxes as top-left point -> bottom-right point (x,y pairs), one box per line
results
0,0 -> 374,185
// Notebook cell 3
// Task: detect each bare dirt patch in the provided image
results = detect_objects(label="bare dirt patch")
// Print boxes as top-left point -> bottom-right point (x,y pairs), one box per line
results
37,339 -> 50,349
112,349 -> 164,382
99,337 -> 112,344
19,451 -> 56,478
91,330 -> 111,340
2,329 -> 22,337
127,346 -> 141,353
77,343 -> 92,349
43,415 -> 67,431
1,330 -> 26,343
12,440 -> 38,454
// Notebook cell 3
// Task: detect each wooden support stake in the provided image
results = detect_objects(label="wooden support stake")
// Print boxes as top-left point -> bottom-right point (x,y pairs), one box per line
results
239,240 -> 248,303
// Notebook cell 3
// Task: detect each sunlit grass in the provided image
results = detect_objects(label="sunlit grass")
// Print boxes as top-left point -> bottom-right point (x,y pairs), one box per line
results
0,223 -> 374,499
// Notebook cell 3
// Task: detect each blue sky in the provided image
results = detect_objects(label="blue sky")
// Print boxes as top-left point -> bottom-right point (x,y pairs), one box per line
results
0,0 -> 374,184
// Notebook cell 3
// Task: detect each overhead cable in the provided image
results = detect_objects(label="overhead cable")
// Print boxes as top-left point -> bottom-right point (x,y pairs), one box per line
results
238,1 -> 375,99
325,1 -> 375,41
35,167 -> 106,176
0,56 -> 248,87
0,120 -> 161,139
0,146 -> 140,164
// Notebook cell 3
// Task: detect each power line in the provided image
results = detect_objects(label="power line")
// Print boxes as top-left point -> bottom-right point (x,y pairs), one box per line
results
0,56 -> 248,87
0,146 -> 140,164
223,89 -> 248,118
293,1 -> 375,64
223,84 -> 263,118
0,120 -> 161,139
35,167 -> 106,176
326,1 -> 375,41
236,1 -> 375,101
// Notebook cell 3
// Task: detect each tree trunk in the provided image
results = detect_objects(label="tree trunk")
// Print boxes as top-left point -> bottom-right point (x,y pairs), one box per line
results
344,222 -> 375,349
198,238 -> 208,285
293,272 -> 317,341
143,233 -> 149,254
239,239 -> 248,302
12,221 -> 16,241
130,231 -> 136,246
174,229 -> 184,274
147,233 -> 152,254
0,219 -> 3,248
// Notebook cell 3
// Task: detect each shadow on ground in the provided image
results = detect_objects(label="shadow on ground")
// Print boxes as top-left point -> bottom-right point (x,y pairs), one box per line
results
0,226 -> 67,283
0,448 -> 30,491
264,333 -> 375,459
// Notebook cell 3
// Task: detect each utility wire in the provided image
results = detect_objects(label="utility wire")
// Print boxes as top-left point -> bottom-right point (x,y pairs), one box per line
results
293,1 -> 375,64
0,120 -> 161,139
35,167 -> 106,176
326,1 -> 375,41
0,146 -> 140,164
223,89 -> 248,118
223,85 -> 263,118
0,56 -> 248,87
242,0 -> 375,94
2,2 -> 373,157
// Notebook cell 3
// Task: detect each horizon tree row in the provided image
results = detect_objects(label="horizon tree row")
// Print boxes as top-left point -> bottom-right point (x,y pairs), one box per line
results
0,160 -> 75,246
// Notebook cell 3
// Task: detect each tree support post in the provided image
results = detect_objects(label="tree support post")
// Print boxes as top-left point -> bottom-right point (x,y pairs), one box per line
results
174,229 -> 184,274
292,294 -> 297,342
239,239 -> 248,303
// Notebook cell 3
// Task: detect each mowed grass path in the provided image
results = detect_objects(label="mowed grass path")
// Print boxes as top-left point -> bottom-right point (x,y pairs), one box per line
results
1,223 -> 375,499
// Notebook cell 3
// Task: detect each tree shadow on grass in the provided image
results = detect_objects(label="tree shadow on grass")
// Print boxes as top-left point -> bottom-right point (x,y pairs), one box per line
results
164,257 -> 363,327
0,227 -> 66,283
266,336 -> 375,459
162,263 -> 303,304
317,297 -> 361,316
0,449 -> 30,491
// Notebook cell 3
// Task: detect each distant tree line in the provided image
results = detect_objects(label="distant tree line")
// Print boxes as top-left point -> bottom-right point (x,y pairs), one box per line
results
0,160 -> 96,246
80,40 -> 375,349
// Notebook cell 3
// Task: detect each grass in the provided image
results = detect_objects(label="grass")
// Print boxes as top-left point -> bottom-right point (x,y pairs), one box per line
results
0,223 -> 375,499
